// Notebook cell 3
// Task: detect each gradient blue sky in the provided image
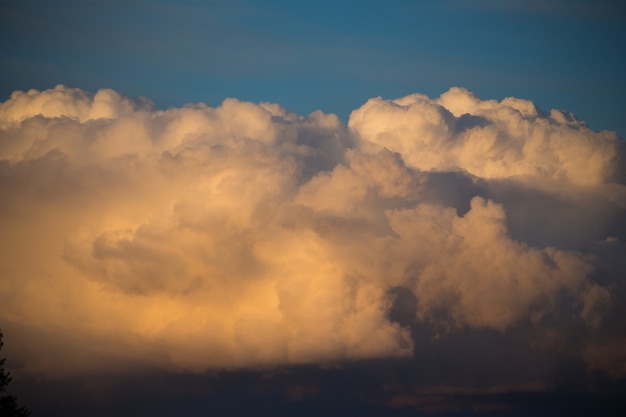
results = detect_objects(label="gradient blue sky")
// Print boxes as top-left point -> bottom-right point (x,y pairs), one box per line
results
1,0 -> 625,137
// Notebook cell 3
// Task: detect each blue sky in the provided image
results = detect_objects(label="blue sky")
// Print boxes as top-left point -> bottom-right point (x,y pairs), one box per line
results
1,0 -> 625,136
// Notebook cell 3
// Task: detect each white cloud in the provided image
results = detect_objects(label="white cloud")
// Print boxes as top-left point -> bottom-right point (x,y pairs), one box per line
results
349,87 -> 620,187
0,85 -> 150,128
0,86 -> 624,378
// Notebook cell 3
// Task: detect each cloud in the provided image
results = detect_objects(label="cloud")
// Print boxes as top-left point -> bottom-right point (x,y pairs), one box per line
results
0,85 -> 151,127
350,87 -> 620,187
0,86 -> 624,384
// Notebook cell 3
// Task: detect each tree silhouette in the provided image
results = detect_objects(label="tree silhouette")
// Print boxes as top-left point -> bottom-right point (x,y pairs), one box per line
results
0,331 -> 29,417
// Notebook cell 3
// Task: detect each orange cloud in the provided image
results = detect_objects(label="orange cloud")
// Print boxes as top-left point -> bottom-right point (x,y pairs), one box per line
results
0,86 -> 624,378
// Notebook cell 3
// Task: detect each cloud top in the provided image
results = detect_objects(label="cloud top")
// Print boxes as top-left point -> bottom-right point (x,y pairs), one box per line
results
349,87 -> 619,186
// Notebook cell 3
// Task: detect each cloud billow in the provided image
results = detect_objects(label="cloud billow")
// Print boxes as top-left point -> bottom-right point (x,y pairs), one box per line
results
0,85 -> 624,383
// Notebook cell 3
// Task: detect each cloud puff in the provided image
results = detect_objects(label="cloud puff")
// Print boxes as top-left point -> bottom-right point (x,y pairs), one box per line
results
0,85 -> 151,128
349,87 -> 620,187
0,86 -> 624,380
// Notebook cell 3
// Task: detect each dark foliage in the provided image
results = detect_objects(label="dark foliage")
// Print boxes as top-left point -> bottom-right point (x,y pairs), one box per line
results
0,331 -> 29,417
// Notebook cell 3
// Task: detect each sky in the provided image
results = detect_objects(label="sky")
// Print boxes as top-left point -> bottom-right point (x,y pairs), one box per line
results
1,0 -> 625,136
0,1 -> 625,416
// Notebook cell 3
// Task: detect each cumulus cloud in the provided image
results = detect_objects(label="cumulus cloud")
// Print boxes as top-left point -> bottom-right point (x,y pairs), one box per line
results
0,85 -> 151,127
350,87 -> 620,187
0,85 -> 624,381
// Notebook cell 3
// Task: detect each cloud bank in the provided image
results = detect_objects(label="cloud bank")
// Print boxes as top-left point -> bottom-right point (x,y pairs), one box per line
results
0,86 -> 624,381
